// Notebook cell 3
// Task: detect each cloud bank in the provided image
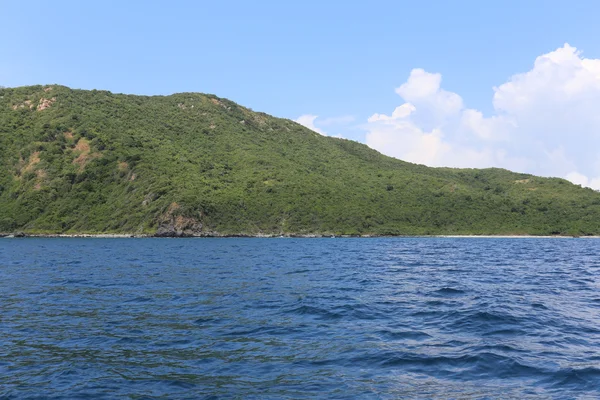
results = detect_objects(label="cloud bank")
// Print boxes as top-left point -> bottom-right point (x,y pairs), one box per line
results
365,44 -> 600,189
295,114 -> 347,138
295,114 -> 324,135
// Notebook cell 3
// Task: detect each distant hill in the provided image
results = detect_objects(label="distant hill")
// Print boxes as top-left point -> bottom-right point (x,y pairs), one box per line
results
1,85 -> 599,236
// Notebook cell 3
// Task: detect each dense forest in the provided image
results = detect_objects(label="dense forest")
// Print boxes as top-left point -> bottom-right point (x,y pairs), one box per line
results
1,85 -> 599,236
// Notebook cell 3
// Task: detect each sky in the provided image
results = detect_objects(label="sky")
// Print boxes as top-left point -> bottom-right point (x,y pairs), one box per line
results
3,0 -> 600,187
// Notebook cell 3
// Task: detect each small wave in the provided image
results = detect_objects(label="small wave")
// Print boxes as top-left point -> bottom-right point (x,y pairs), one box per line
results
482,328 -> 528,337
433,287 -> 466,296
544,367 -> 600,391
165,379 -> 197,389
115,337 -> 142,344
410,310 -> 445,318
124,296 -> 154,303
284,269 -> 312,275
377,329 -> 432,341
463,310 -> 521,323
50,278 -> 89,285
285,305 -> 341,320
332,304 -> 383,320
374,351 -> 544,379
193,317 -> 215,325
531,302 -> 548,309
425,300 -> 446,306
224,327 -> 269,336
156,339 -> 192,348
446,310 -> 530,336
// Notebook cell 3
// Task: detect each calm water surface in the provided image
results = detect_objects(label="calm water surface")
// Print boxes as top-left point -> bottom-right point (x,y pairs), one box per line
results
1,238 -> 600,399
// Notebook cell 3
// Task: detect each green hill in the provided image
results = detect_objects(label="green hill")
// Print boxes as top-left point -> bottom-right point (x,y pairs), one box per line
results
1,85 -> 599,236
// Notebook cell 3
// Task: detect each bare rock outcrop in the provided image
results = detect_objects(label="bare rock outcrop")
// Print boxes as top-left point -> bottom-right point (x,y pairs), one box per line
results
155,203 -> 203,237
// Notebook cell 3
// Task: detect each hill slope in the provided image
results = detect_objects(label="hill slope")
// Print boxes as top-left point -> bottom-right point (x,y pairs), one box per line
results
1,85 -> 599,236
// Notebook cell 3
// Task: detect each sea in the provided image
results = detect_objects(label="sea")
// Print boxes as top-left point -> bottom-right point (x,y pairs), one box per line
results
1,237 -> 599,399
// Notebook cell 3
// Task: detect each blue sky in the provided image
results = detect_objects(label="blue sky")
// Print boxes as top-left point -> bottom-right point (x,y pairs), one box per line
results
4,0 -> 600,186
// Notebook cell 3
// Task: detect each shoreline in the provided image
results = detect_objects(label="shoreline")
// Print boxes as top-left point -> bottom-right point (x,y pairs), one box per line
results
1,233 -> 595,239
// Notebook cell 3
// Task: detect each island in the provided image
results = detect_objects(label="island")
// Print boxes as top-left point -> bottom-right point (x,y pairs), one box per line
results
1,85 -> 599,237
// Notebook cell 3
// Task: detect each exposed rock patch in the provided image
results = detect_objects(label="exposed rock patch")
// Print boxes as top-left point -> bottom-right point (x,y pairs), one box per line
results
37,97 -> 56,111
12,100 -> 33,110
74,139 -> 90,153
155,202 -> 203,237
23,152 -> 41,174
242,107 -> 267,126
72,138 -> 101,171
209,97 -> 230,110
34,169 -> 47,190
142,192 -> 156,207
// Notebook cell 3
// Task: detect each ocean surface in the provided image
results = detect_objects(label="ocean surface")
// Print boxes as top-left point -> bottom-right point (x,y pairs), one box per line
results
1,238 -> 600,399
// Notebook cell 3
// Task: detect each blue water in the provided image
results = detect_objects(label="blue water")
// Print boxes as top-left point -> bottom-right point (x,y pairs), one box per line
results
1,238 -> 600,399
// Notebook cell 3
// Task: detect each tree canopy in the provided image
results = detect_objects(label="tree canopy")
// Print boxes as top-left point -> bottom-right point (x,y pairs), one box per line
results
1,85 -> 599,236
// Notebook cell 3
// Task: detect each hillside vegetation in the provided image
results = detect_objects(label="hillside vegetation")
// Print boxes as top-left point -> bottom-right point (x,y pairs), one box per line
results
1,85 -> 599,236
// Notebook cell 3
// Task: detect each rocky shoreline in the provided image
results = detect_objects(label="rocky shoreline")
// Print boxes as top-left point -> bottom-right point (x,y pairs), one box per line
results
0,232 -> 360,238
0,232 -> 594,239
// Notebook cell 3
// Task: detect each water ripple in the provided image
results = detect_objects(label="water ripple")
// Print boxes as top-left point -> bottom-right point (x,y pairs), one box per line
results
1,237 -> 600,398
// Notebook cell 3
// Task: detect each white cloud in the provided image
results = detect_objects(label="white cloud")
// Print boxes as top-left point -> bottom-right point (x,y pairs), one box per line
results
368,103 -> 416,122
295,114 -> 349,138
566,171 -> 590,186
396,69 -> 463,122
295,114 -> 325,135
565,172 -> 600,190
365,44 -> 600,189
